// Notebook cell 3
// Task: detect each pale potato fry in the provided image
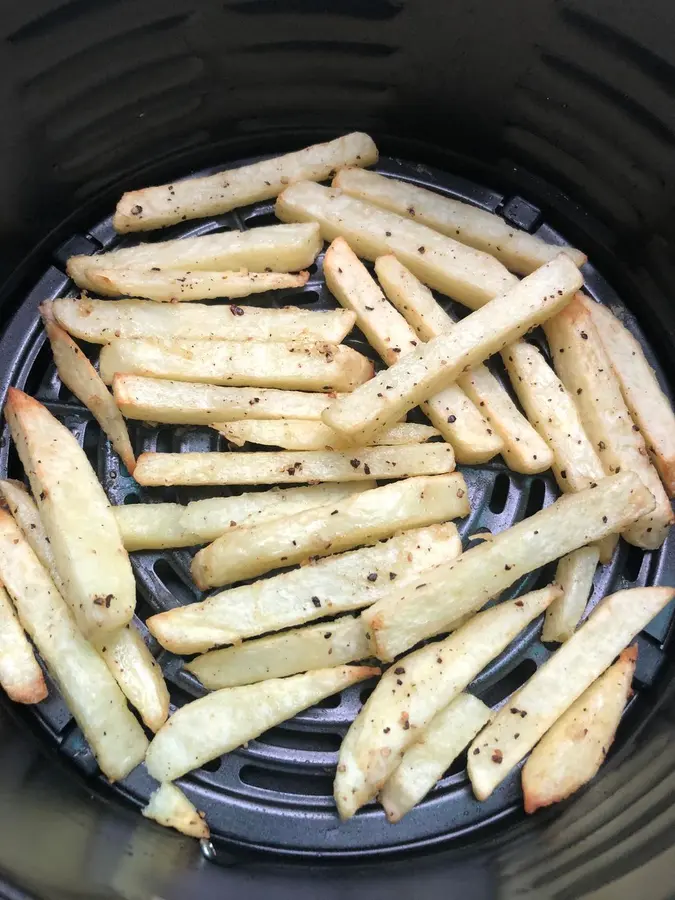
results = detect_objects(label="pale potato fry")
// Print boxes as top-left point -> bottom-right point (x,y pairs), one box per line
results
277,182 -> 517,308
134,443 -> 456,487
191,473 -> 468,588
53,296 -> 356,345
545,294 -> 673,549
542,546 -> 600,643
335,588 -> 558,818
95,625 -> 169,733
522,646 -> 636,814
113,375 -> 340,425
580,295 -> 675,497
85,267 -> 309,303
379,694 -> 491,823
4,390 -> 135,637
0,479 -> 169,729
0,510 -> 148,780
363,471 -> 655,660
41,303 -> 136,474
146,665 -> 379,782
502,339 -> 617,563
0,583 -> 47,704
114,133 -> 378,232
187,615 -> 370,689
323,254 -> 583,442
324,237 -> 501,464
68,223 -> 322,288
467,587 -> 674,801
213,419 -> 439,450
147,522 -> 460,653
100,339 -> 373,392
115,482 -> 370,551
335,168 -> 586,275
374,255 -> 547,472
142,783 -> 209,839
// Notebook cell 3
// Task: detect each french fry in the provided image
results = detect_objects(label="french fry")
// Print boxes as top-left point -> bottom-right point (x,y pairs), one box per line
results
362,471 -> 655,660
100,339 -> 373,392
114,133 -> 378,232
334,167 -> 586,275
0,510 -> 148,780
379,693 -> 491,823
134,443 -> 456,487
502,340 -> 617,562
68,222 -> 323,289
276,181 -> 517,308
191,473 -> 468,588
542,546 -> 600,644
147,522 -> 460,654
84,267 -> 310,303
545,294 -> 673,549
0,583 -> 47,704
580,296 -> 675,497
115,482 -> 370,551
374,255 -> 549,472
521,646 -> 636,814
0,479 -> 169,730
4,390 -> 135,636
213,419 -> 439,450
52,296 -> 356,345
142,783 -> 209,840
113,375 -> 340,425
145,665 -> 379,782
335,588 -> 558,818
40,303 -> 136,474
186,615 -> 370,689
323,254 -> 583,442
325,238 -> 502,464
467,587 -> 674,801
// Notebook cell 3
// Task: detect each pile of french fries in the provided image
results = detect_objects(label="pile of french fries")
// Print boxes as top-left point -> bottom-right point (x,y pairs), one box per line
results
1,132 -> 674,842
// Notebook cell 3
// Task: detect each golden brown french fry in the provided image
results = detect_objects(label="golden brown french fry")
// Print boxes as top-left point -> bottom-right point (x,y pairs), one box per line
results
186,615 -> 370,689
213,419 -> 439,450
190,473 -> 469,588
542,546 -> 600,644
374,255 -> 548,472
4,390 -> 135,637
0,510 -> 148,780
113,375 -> 340,425
323,254 -> 583,442
545,294 -> 673,549
134,443 -> 456,487
580,295 -> 675,498
467,587 -> 674,801
0,583 -> 47,704
324,237 -> 502,464
40,303 -> 135,474
142,783 -> 209,839
115,482 -> 369,551
335,588 -> 558,818
100,339 -> 373,392
52,296 -> 356,345
276,181 -> 517,308
379,694 -> 491,822
146,665 -> 380,782
85,267 -> 310,303
147,523 -> 460,654
362,471 -> 655,661
521,646 -> 636,814
114,133 -> 378,232
335,168 -> 586,275
0,480 -> 61,586
68,222 -> 323,286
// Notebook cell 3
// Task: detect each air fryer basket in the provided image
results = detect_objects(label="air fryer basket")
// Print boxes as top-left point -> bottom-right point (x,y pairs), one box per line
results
1,1 -> 675,898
